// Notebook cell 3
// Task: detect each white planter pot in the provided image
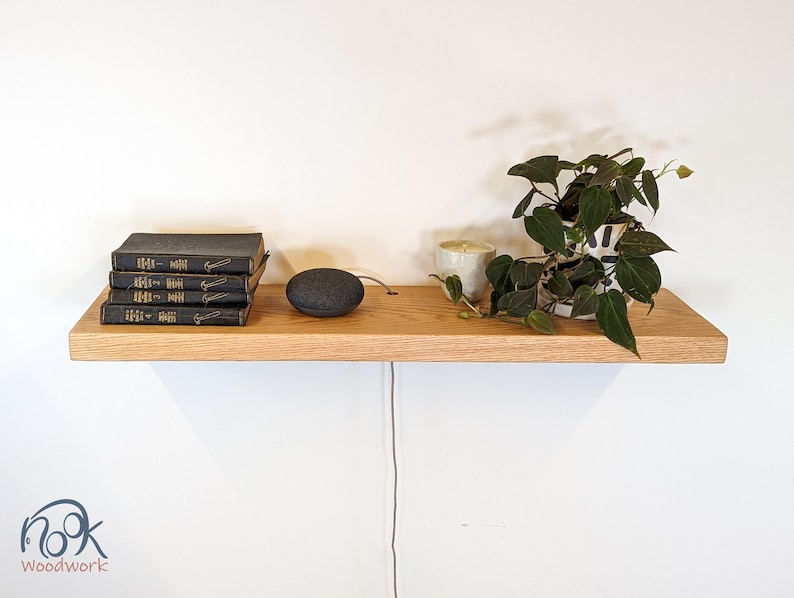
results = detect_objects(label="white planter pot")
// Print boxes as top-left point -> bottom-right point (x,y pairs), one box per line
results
559,220 -> 631,264
538,220 -> 635,317
553,220 -> 634,294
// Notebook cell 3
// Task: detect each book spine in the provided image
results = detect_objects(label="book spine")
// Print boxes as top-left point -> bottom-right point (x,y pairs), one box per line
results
109,271 -> 251,292
99,302 -> 251,325
106,289 -> 252,305
111,253 -> 255,275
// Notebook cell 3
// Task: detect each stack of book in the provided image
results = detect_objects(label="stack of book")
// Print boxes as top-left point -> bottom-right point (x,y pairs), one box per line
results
100,232 -> 268,326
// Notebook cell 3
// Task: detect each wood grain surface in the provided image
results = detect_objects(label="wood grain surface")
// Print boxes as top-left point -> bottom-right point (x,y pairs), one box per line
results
69,285 -> 727,363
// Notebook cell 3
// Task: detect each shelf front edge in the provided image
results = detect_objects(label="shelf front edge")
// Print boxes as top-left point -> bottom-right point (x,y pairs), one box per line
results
69,286 -> 727,363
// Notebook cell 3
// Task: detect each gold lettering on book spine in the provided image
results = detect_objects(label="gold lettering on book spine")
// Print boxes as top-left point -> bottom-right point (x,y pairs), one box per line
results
166,277 -> 184,290
201,278 -> 227,290
167,291 -> 185,303
170,259 -> 188,272
202,292 -> 229,304
136,257 -> 159,270
193,311 -> 221,324
133,276 -> 155,289
123,308 -> 150,322
204,258 -> 232,272
132,291 -> 156,303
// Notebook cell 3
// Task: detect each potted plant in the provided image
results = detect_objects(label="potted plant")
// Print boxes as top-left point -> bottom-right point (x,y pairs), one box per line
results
432,147 -> 693,357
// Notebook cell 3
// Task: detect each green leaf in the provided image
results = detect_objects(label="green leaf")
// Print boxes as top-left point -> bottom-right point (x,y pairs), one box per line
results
621,157 -> 646,178
615,177 -> 648,206
577,187 -> 612,240
570,285 -> 599,318
562,172 -> 594,199
508,156 -> 559,191
596,289 -> 639,357
524,207 -> 567,254
512,189 -> 535,218
641,170 -> 659,212
565,225 -> 586,246
488,289 -> 501,317
445,275 -> 463,304
576,154 -> 607,170
610,190 -> 623,215
568,259 -> 598,287
497,287 -> 537,317
588,159 -> 622,188
547,270 -> 574,298
510,260 -> 544,290
485,255 -> 514,296
615,256 -> 661,304
586,255 -> 606,279
676,164 -> 694,179
615,176 -> 636,207
527,310 -> 555,335
570,256 -> 607,288
617,231 -> 675,256
631,181 -> 647,205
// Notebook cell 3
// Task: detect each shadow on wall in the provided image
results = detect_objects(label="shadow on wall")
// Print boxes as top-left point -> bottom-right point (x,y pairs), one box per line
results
154,357 -> 627,560
418,105 -> 693,283
469,105 -> 690,208
268,239 -> 398,285
469,104 -> 687,162
152,359 -> 624,497
396,362 -> 624,478
150,360 -> 389,491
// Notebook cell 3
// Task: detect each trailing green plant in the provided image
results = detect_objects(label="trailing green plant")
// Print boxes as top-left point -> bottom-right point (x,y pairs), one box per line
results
432,148 -> 692,357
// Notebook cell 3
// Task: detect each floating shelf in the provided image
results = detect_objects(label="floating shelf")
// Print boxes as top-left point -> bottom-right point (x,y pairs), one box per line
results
68,285 -> 727,363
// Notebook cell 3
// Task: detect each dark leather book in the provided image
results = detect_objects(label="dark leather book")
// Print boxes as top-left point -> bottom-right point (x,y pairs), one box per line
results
99,302 -> 252,325
106,289 -> 253,306
111,232 -> 266,275
109,252 -> 268,293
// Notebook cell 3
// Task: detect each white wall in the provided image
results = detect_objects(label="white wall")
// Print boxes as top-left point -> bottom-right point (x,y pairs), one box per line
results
1,1 -> 792,596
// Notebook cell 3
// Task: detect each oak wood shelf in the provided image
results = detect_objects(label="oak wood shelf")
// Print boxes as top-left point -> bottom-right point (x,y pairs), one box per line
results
68,285 -> 727,363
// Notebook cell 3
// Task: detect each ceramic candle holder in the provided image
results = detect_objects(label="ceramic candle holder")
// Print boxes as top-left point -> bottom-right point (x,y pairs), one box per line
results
435,240 -> 496,302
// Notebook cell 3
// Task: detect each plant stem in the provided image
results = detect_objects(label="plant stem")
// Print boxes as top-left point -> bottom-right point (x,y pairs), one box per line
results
656,159 -> 677,178
460,295 -> 483,317
531,181 -> 559,204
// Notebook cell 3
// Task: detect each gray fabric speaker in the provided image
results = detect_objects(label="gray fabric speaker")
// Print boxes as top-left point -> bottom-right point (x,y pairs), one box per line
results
286,268 -> 365,317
